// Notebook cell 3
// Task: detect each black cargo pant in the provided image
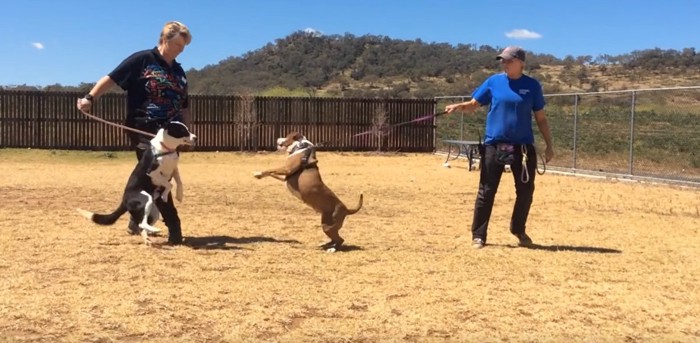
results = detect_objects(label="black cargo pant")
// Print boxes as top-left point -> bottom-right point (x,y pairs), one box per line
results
471,143 -> 537,243
127,118 -> 183,245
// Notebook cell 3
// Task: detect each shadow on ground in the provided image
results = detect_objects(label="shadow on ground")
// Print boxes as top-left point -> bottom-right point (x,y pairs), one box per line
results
183,235 -> 301,250
495,243 -> 622,254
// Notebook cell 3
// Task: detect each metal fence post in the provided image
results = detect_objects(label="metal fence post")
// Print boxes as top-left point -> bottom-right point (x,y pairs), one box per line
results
629,91 -> 636,175
432,98 -> 437,150
459,95 -> 465,141
573,94 -> 579,170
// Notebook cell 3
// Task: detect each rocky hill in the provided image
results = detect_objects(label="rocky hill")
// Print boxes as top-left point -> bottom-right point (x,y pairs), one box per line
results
6,30 -> 700,97
183,31 -> 700,98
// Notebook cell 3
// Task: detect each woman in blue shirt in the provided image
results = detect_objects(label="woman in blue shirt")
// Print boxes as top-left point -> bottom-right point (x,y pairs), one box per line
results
445,46 -> 554,249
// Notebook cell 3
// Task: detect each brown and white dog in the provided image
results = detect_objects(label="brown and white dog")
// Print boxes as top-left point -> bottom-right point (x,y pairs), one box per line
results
254,132 -> 363,252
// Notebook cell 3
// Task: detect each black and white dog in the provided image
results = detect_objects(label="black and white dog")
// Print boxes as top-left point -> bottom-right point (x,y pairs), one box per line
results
77,121 -> 197,245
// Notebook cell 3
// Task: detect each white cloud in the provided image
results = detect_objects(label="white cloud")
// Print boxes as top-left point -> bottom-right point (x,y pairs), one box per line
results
505,29 -> 542,40
303,27 -> 323,37
31,42 -> 45,50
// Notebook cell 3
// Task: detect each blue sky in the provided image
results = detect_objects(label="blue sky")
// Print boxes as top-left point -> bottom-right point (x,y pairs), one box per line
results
1,0 -> 697,87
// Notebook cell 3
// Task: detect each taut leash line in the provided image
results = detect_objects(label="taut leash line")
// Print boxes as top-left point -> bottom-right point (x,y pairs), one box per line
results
317,111 -> 448,147
78,108 -> 156,138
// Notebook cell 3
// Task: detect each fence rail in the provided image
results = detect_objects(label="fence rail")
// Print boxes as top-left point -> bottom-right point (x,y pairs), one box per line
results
0,90 -> 437,152
435,86 -> 700,185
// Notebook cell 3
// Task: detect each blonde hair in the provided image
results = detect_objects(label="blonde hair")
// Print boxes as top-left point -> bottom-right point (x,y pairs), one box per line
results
159,21 -> 192,46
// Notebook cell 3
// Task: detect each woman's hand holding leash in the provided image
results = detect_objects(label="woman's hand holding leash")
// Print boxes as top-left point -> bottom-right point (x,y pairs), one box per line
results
544,145 -> 554,163
77,98 -> 157,139
76,96 -> 93,113
445,99 -> 480,114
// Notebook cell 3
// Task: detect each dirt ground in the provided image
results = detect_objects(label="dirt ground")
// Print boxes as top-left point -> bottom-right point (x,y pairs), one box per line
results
1,149 -> 699,343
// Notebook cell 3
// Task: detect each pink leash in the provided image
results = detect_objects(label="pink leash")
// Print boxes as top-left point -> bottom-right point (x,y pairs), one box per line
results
350,112 -> 445,137
80,106 -> 449,149
318,111 -> 447,146
78,108 -> 156,138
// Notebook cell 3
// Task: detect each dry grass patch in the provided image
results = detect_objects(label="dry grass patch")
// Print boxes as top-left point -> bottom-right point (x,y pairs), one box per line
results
0,149 -> 698,342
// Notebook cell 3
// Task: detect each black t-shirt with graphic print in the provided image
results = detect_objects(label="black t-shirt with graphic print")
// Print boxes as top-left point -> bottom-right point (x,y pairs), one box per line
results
108,47 -> 188,131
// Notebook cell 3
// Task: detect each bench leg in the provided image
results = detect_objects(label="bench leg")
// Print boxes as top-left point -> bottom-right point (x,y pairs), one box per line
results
467,149 -> 473,171
445,143 -> 462,163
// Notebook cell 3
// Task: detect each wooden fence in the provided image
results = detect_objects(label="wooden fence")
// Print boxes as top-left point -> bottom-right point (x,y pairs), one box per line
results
0,90 -> 437,152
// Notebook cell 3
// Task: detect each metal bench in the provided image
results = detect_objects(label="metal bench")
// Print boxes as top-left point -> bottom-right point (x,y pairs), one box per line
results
443,139 -> 482,171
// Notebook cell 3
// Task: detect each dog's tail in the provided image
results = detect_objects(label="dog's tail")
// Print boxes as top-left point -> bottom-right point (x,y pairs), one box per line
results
346,192 -> 363,215
76,204 -> 127,226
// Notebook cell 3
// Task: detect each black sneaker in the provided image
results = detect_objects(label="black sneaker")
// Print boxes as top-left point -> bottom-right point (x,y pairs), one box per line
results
472,238 -> 485,249
168,237 -> 183,245
515,233 -> 533,247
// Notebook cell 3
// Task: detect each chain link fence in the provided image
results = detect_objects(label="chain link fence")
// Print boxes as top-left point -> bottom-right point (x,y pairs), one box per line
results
434,86 -> 700,186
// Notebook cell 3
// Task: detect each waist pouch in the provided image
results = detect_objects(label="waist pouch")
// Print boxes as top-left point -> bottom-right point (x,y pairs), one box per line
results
127,113 -> 180,132
495,143 -> 515,165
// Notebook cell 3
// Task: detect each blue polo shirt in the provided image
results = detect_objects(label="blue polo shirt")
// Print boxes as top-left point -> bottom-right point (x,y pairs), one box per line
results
472,73 -> 545,145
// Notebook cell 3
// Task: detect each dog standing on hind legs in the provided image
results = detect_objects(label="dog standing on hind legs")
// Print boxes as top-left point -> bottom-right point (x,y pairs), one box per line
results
77,121 -> 197,245
254,132 -> 363,252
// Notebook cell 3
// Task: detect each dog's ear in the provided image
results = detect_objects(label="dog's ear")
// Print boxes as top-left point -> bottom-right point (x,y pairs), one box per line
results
279,132 -> 304,147
287,132 -> 304,141
163,122 -> 190,139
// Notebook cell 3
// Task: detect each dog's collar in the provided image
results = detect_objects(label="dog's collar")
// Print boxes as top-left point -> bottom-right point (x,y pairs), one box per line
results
155,151 -> 177,158
160,142 -> 177,152
153,142 -> 178,158
300,145 -> 317,168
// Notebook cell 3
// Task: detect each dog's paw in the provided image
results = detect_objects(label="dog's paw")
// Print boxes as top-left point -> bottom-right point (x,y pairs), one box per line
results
176,188 -> 184,202
253,171 -> 264,179
139,224 -> 161,234
141,230 -> 153,246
